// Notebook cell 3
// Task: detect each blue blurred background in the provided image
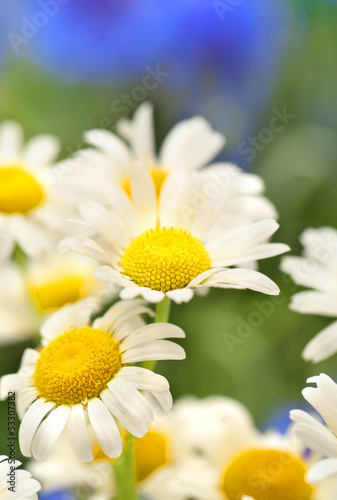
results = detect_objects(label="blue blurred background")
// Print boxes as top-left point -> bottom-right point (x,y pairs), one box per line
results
1,0 -> 337,449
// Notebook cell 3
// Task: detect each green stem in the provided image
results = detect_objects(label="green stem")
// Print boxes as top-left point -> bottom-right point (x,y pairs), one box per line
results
142,297 -> 171,371
154,296 -> 171,324
114,433 -> 138,500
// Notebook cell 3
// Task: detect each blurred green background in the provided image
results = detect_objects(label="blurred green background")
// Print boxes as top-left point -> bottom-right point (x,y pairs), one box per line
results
1,0 -> 337,461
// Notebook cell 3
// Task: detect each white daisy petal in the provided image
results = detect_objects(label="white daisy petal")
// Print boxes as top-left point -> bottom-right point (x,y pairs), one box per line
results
290,409 -> 337,457
120,286 -> 144,300
0,120 -> 23,160
19,399 -> 56,457
159,170 -> 188,228
92,299 -> 151,333
8,216 -> 51,258
17,387 -> 39,419
68,404 -> 93,462
23,135 -> 60,166
306,458 -> 337,484
302,320 -> 337,363
206,219 -> 281,262
120,323 -> 185,352
290,291 -> 337,317
302,373 -> 337,434
142,290 -> 167,303
211,243 -> 290,268
84,129 -> 131,166
21,349 -> 40,367
100,388 -> 147,438
31,404 -> 70,461
129,101 -> 156,165
150,390 -> 173,412
281,255 -> 335,293
87,397 -> 123,459
121,340 -> 186,364
107,379 -> 154,435
40,300 -> 92,343
166,288 -> 195,303
0,374 -> 23,398
202,268 -> 280,295
159,116 -> 225,171
115,367 -> 169,392
130,165 -> 157,232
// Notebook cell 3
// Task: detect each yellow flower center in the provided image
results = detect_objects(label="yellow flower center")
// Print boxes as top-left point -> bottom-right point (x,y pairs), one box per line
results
0,166 -> 44,214
30,274 -> 94,312
121,227 -> 211,293
222,448 -> 313,500
122,167 -> 168,199
34,327 -> 121,405
136,430 -> 169,482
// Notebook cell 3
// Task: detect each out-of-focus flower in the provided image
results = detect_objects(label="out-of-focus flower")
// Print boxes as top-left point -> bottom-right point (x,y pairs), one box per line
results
0,121 -> 72,261
0,299 -> 185,462
0,252 -> 116,345
28,396 -> 259,498
58,103 -> 277,228
61,163 -> 288,304
57,101 -> 224,200
140,398 -> 319,500
281,226 -> 337,362
0,455 -> 41,499
29,394 -> 337,499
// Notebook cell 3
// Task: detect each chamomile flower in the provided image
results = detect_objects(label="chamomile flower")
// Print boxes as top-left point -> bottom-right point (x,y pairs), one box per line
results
142,433 -> 320,500
0,120 -> 73,260
281,227 -> 337,362
57,102 -> 224,199
62,167 -> 289,304
0,299 -> 185,462
291,373 -> 337,485
139,401 -> 318,500
0,455 -> 41,499
0,252 -> 115,345
58,104 -> 277,230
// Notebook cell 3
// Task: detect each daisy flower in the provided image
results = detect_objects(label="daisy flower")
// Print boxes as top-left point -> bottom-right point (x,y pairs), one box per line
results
56,101 -> 224,198
140,400 -> 318,500
291,373 -> 337,486
0,120 -> 73,260
0,252 -> 116,345
142,434 -> 318,500
0,455 -> 41,499
58,104 -> 277,236
0,299 -> 185,462
61,167 -> 289,304
281,226 -> 337,362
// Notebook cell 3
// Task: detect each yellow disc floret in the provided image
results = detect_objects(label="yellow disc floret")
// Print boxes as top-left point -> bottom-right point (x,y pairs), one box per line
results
122,167 -> 168,199
222,448 -> 313,500
121,227 -> 211,293
136,430 -> 169,482
0,166 -> 44,214
34,327 -> 121,405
